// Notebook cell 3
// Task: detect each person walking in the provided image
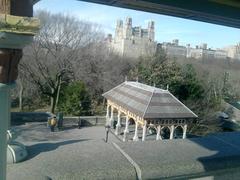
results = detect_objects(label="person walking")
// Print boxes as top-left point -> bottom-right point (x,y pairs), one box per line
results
49,116 -> 57,132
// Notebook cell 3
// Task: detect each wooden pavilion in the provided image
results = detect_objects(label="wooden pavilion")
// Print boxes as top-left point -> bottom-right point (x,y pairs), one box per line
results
103,81 -> 198,141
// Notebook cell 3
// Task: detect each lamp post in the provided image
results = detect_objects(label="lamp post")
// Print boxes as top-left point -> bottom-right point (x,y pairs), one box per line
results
105,124 -> 111,143
0,1 -> 40,179
0,83 -> 11,179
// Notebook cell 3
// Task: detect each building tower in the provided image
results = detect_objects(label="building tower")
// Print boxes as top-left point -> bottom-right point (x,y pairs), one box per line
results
148,21 -> 155,41
115,19 -> 123,40
124,17 -> 132,39
200,43 -> 207,49
109,17 -> 157,58
172,39 -> 179,46
186,44 -> 191,58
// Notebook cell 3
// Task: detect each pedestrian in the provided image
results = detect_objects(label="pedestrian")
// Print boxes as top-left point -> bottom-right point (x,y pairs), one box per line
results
49,116 -> 57,132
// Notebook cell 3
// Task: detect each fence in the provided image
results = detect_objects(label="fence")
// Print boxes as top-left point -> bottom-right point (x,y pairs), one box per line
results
11,112 -> 52,125
63,116 -> 106,128
11,112 -> 107,128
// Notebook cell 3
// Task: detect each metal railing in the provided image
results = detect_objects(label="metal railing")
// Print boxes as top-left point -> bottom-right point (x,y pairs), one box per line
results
63,116 -> 106,127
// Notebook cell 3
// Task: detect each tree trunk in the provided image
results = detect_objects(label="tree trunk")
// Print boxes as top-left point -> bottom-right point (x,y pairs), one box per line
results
50,75 -> 62,114
50,95 -> 56,114
55,77 -> 61,110
50,88 -> 56,114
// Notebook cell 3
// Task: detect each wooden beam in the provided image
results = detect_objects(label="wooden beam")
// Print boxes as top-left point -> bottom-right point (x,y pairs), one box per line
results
108,100 -> 145,125
0,0 -> 33,17
10,0 -> 33,17
0,0 -> 11,14
0,14 -> 40,35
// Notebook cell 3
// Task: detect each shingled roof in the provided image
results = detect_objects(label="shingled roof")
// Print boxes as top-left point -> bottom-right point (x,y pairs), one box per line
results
103,81 -> 197,120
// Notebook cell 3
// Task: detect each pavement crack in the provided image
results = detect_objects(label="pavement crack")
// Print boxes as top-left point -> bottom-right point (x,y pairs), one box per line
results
112,142 -> 142,180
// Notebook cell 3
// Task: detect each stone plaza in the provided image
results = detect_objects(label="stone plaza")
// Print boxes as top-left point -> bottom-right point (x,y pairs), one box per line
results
6,122 -> 240,180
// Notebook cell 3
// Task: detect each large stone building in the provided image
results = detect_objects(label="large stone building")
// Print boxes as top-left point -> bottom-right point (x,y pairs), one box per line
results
214,49 -> 228,59
107,17 -> 157,58
164,41 -> 240,61
161,39 -> 187,58
106,18 -> 239,61
187,44 -> 216,60
223,43 -> 240,60
159,40 -> 224,60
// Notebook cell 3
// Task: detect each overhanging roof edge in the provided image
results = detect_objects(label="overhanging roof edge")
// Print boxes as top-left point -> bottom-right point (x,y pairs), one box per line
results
77,0 -> 240,29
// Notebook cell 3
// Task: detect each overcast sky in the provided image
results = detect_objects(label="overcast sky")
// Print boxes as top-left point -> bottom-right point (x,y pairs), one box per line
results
34,0 -> 240,49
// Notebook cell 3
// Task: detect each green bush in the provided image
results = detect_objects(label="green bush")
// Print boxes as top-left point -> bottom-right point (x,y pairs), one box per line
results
58,81 -> 92,116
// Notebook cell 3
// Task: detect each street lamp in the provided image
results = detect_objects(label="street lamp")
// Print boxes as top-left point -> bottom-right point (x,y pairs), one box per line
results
105,124 -> 111,143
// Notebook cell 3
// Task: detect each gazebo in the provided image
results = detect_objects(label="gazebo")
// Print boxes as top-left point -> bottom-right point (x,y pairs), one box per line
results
103,81 -> 197,141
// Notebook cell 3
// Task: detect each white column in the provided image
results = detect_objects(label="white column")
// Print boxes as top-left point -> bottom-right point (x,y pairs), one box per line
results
156,125 -> 162,140
183,124 -> 187,139
123,116 -> 129,142
170,125 -> 174,140
105,104 -> 110,125
124,116 -> 129,133
110,106 -> 114,127
142,120 -> 147,141
0,84 -> 11,180
133,120 -> 139,141
115,111 -> 121,135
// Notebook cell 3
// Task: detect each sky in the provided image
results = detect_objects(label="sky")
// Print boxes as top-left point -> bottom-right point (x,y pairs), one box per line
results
34,0 -> 240,49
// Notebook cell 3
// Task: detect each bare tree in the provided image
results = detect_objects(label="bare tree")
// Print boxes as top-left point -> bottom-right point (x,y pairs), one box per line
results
20,11 -> 104,113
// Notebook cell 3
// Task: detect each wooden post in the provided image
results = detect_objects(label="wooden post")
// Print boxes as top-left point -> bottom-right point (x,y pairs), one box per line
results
183,124 -> 187,139
105,104 -> 109,125
156,125 -> 162,140
170,125 -> 175,140
0,0 -> 11,14
142,120 -> 147,141
115,110 -> 121,135
0,84 -> 11,180
0,1 -> 34,180
95,116 -> 98,126
133,119 -> 139,141
123,115 -> 129,142
110,106 -> 114,127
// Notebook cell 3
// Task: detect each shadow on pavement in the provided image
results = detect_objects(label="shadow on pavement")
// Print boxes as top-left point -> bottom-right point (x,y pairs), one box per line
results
189,132 -> 240,177
26,139 -> 90,160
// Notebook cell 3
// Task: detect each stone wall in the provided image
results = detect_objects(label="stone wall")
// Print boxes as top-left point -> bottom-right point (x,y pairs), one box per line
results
63,116 -> 106,127
11,112 -> 106,127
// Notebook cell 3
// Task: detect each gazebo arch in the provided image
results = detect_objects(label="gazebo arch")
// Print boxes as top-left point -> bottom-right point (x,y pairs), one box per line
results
174,126 -> 184,139
103,81 -> 198,142
161,126 -> 171,140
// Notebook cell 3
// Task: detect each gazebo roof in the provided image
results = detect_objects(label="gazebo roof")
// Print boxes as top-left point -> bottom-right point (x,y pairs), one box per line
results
103,81 -> 197,120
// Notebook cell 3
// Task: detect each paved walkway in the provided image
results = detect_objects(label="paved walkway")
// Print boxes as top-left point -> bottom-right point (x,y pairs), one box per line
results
7,124 -> 135,180
7,123 -> 240,180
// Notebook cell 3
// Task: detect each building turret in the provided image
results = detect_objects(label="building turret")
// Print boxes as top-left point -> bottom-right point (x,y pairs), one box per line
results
117,19 -> 123,27
200,43 -> 207,49
172,39 -> 179,46
186,44 -> 191,58
124,17 -> 132,38
110,17 -> 157,58
148,20 -> 155,41
115,19 -> 123,40
236,42 -> 240,53
107,34 -> 112,42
